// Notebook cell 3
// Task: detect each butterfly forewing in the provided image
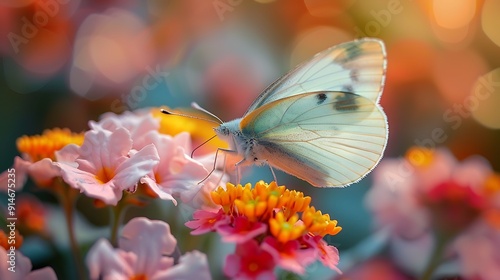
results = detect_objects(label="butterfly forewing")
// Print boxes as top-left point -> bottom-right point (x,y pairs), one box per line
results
244,38 -> 386,115
240,91 -> 387,187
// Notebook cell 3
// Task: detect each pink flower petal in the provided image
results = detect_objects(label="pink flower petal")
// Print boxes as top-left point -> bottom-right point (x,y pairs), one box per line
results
27,158 -> 62,187
453,156 -> 493,192
185,209 -> 229,235
90,110 -> 159,150
224,240 -> 276,280
56,128 -> 159,205
55,144 -> 81,165
159,251 -> 211,280
1,156 -> 62,191
366,158 -> 430,238
302,235 -> 341,273
86,239 -> 134,279
136,131 -> 212,207
113,143 -> 160,188
0,247 -> 57,280
57,163 -> 124,205
261,237 -> 315,275
87,218 -> 210,280
118,217 -> 177,272
217,216 -> 267,243
453,222 -> 500,280
140,176 -> 177,203
25,267 -> 58,280
0,156 -> 30,191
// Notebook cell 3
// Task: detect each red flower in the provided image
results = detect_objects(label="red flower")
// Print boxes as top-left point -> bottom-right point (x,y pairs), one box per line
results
218,216 -> 267,243
224,239 -> 276,280
261,236 -> 316,275
425,180 -> 486,235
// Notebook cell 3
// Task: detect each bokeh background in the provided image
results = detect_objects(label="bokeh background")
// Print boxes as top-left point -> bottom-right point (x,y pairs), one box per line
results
1,0 -> 500,279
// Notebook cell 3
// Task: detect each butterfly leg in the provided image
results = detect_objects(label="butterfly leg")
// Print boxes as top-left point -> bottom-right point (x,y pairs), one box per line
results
268,164 -> 278,185
198,147 -> 238,184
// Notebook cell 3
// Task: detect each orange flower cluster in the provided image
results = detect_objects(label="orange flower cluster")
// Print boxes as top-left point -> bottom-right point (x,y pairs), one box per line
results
16,128 -> 84,161
211,181 -> 342,243
187,181 -> 342,276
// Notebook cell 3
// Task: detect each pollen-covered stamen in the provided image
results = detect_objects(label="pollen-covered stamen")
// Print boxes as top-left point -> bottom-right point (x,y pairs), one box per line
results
16,128 -> 84,162
211,183 -> 251,213
279,189 -> 311,217
234,189 -> 267,222
269,212 -> 305,243
302,206 -> 342,237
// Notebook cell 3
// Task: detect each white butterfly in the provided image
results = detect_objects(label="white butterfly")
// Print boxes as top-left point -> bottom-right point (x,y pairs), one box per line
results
213,38 -> 388,187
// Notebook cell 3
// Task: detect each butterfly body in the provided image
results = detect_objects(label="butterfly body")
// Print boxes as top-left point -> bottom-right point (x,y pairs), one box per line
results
214,118 -> 264,167
214,38 -> 388,188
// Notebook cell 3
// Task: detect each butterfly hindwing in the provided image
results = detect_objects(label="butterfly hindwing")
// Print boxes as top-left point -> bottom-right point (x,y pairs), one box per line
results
240,91 -> 387,187
244,38 -> 386,115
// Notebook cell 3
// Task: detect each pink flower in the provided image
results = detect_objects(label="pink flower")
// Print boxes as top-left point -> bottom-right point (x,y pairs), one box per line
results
366,148 -> 497,238
453,221 -> 500,280
0,156 -> 34,191
218,216 -> 267,243
302,235 -> 341,273
0,247 -> 57,280
261,236 -> 316,275
185,209 -> 230,235
178,153 -> 230,212
89,110 -> 159,149
366,147 -> 500,277
0,153 -> 72,193
86,217 -> 211,280
224,239 -> 276,280
337,258 -> 413,280
138,131 -> 209,205
55,127 -> 160,205
365,157 -> 431,238
0,128 -> 85,191
424,180 -> 486,234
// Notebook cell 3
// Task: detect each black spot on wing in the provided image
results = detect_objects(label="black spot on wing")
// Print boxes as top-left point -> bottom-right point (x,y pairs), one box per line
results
316,93 -> 327,105
342,85 -> 354,93
350,69 -> 359,82
334,93 -> 359,111
334,42 -> 363,64
345,43 -> 362,60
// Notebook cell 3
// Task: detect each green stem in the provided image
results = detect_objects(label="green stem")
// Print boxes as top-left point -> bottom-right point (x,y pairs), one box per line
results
110,200 -> 127,246
421,233 -> 449,280
58,183 -> 86,280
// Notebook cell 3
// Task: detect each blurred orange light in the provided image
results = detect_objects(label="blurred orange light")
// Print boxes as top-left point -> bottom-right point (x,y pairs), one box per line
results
433,0 -> 476,29
303,0 -> 356,18
431,22 -> 472,44
432,49 -> 487,105
471,68 -> 500,129
481,0 -> 500,47
290,26 -> 352,67
387,39 -> 435,84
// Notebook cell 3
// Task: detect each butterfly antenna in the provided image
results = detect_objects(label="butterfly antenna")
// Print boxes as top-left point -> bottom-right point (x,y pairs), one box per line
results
191,102 -> 224,124
160,108 -> 221,125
